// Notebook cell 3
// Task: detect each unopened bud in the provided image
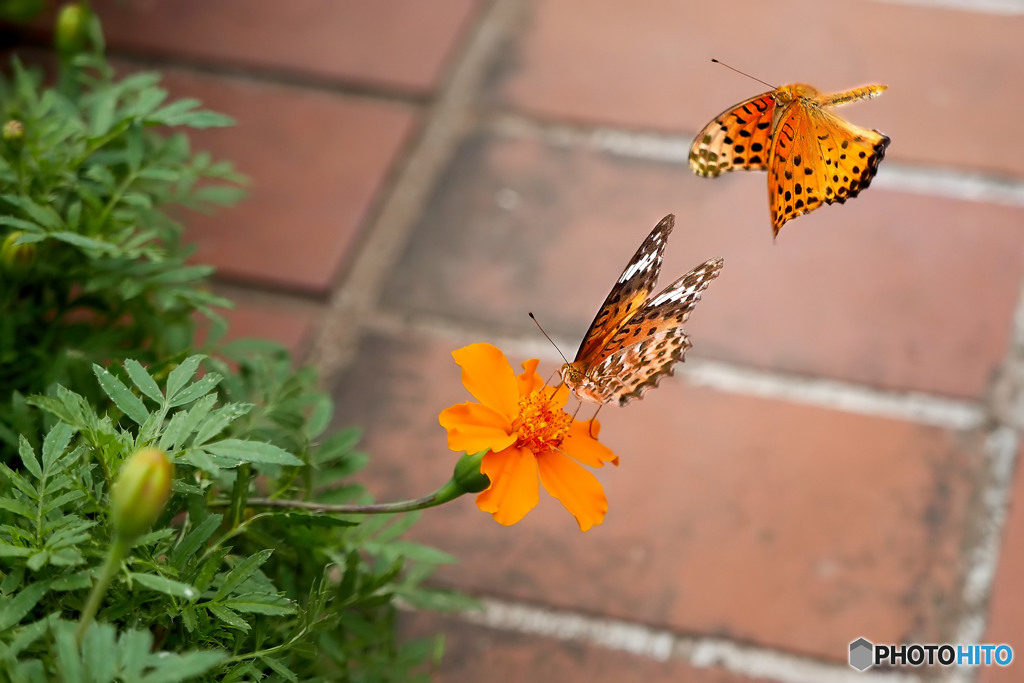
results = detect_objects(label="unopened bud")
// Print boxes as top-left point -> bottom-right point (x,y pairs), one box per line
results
1,232 -> 36,273
110,448 -> 172,540
54,3 -> 93,55
2,120 -> 23,142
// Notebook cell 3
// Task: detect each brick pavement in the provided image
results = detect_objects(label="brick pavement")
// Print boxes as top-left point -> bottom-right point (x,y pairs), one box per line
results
26,1 -> 1024,680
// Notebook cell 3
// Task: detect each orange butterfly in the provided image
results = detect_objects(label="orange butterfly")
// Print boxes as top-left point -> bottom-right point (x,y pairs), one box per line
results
560,214 -> 722,406
690,78 -> 890,236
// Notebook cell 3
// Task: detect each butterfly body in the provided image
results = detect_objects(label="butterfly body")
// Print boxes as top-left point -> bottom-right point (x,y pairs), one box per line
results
690,82 -> 889,235
560,215 -> 722,406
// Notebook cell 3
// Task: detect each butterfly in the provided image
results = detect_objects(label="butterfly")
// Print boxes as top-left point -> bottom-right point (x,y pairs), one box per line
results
560,214 -> 722,406
689,81 -> 890,236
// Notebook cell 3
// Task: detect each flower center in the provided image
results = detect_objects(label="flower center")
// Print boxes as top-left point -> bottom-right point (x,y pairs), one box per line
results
512,390 -> 572,453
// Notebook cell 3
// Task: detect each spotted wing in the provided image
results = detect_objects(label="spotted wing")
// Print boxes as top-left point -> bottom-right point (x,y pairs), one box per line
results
584,258 -> 723,406
573,214 -> 674,368
768,101 -> 890,235
689,92 -> 777,177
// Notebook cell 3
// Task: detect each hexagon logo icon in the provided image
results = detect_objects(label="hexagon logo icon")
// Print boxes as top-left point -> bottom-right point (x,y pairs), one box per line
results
849,637 -> 874,671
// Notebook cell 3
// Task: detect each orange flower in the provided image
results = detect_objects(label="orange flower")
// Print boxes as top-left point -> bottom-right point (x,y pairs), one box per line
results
439,343 -> 618,531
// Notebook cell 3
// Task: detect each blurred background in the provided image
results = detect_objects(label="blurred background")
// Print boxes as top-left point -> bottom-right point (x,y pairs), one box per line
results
7,1 -> 1024,680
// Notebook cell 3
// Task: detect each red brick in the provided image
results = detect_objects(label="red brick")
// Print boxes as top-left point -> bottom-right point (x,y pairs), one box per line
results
332,330 -> 984,662
154,67 -> 417,294
495,0 -> 1024,176
93,0 -> 480,95
979,440 -> 1024,683
217,300 -> 317,357
400,612 -> 777,683
381,133 -> 1024,398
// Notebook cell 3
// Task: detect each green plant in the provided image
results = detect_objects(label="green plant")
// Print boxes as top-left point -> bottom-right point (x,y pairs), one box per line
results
0,353 -> 467,680
0,52 -> 244,453
0,17 -> 474,681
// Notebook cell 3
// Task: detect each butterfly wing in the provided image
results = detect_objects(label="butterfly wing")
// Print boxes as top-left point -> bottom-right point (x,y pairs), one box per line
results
582,257 -> 724,406
572,214 -> 674,368
768,101 -> 890,234
689,92 -> 777,177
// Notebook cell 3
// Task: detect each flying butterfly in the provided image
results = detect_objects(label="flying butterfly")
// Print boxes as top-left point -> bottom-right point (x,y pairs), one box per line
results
559,214 -> 722,406
689,62 -> 890,236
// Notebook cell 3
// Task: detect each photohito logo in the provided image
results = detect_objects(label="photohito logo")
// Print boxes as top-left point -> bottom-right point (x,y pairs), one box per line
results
849,637 -> 1013,671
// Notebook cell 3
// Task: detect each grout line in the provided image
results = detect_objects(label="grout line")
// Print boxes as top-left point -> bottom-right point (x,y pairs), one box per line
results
944,427 -> 1019,683
684,360 -> 986,430
942,277 -> 1024,681
870,0 -> 1024,15
459,597 -> 920,683
306,0 -> 523,380
364,309 -> 987,430
491,114 -> 1024,209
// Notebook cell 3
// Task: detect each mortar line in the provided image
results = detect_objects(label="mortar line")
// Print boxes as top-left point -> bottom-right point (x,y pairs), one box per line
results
306,0 -> 523,380
942,278 -> 1024,681
489,114 -> 1024,209
447,596 -> 921,683
364,309 -> 987,429
871,0 -> 1024,15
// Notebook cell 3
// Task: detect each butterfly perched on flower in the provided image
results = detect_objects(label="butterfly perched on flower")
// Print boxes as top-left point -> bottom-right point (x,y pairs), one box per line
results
689,78 -> 890,236
560,214 -> 722,406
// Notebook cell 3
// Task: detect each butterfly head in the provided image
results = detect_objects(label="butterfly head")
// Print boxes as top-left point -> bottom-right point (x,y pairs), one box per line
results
559,362 -> 583,390
560,362 -> 609,405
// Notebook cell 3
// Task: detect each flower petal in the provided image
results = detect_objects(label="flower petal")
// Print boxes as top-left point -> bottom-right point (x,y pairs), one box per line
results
516,358 -> 545,397
452,343 -> 519,419
476,447 -> 539,526
537,450 -> 608,532
439,402 -> 515,454
562,419 -> 619,467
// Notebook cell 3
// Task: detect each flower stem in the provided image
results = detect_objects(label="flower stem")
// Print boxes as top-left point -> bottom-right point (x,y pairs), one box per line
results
75,535 -> 129,645
214,480 -> 466,516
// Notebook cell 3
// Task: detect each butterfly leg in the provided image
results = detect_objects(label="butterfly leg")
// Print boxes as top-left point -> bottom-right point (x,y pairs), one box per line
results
587,404 -> 604,439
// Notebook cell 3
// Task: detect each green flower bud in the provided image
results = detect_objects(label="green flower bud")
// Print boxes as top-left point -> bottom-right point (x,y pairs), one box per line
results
452,450 -> 490,494
109,448 -> 172,540
1,232 -> 36,273
54,3 -> 93,55
2,120 -> 24,143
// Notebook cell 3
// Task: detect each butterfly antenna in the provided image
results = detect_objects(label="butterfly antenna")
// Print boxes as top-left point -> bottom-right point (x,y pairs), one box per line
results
528,312 -> 571,366
710,58 -> 776,90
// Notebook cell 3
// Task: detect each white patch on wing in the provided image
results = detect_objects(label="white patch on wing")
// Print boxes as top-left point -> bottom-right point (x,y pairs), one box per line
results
649,286 -> 697,307
618,249 -> 658,284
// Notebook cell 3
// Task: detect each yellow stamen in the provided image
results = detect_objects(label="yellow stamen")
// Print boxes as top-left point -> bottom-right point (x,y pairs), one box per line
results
513,390 -> 572,453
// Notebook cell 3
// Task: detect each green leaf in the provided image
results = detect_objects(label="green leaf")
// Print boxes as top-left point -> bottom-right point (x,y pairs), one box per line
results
7,196 -> 63,230
0,215 -> 45,233
0,543 -> 32,558
0,581 -> 50,630
40,422 -> 76,472
220,594 -> 294,616
54,621 -> 84,683
213,548 -> 273,600
191,402 -> 251,447
170,514 -> 222,569
0,460 -> 39,499
203,439 -> 303,467
125,120 -> 144,173
49,231 -> 115,253
138,650 -> 227,683
129,573 -> 199,601
166,373 -> 221,408
93,365 -> 150,425
123,359 -> 164,404
260,656 -> 299,683
205,603 -> 249,632
0,496 -> 34,520
160,394 -> 216,452
81,620 -> 117,683
165,355 -> 204,399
